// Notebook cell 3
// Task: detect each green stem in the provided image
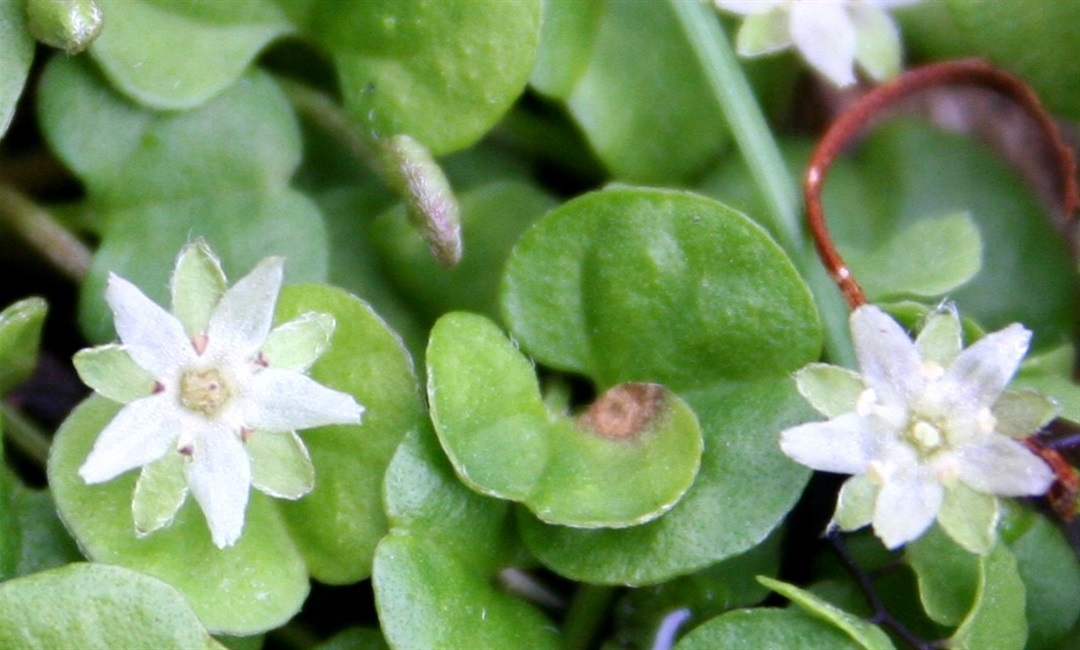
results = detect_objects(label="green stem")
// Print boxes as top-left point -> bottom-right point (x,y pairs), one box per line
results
671,0 -> 856,367
2,401 -> 51,467
562,583 -> 616,650
0,182 -> 91,283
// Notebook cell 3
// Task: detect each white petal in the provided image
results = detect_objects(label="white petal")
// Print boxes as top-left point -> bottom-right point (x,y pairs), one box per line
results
850,305 -> 922,405
943,323 -> 1031,407
790,0 -> 858,86
79,395 -> 180,483
715,0 -> 785,16
105,274 -> 194,376
185,426 -> 252,548
780,412 -> 878,474
955,438 -> 1055,496
205,257 -> 284,361
243,368 -> 363,432
873,464 -> 943,549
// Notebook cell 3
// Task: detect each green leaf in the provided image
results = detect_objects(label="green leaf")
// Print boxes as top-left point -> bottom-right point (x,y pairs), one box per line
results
906,525 -> 980,627
303,0 -> 542,155
675,608 -> 862,650
0,563 -> 225,649
0,297 -> 47,395
372,426 -> 559,650
49,396 -> 310,635
0,0 -> 35,137
565,0 -> 728,183
843,211 -> 983,299
89,0 -> 292,109
501,187 -> 821,393
272,283 -> 423,585
1013,345 -> 1080,422
758,577 -> 896,650
370,180 -> 556,323
1006,507 -> 1080,650
944,0 -> 1080,121
0,449 -> 15,581
26,0 -> 103,53
10,485 -> 83,577
518,377 -> 813,585
529,0 -> 604,99
314,627 -> 388,650
951,543 -> 1027,650
428,312 -> 702,528
36,57 -> 329,344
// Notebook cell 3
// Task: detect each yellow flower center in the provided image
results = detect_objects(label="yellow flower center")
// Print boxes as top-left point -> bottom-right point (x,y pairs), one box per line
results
180,367 -> 232,417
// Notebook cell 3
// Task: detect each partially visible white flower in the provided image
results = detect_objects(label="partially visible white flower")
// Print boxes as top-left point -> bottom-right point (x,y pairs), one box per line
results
780,304 -> 1055,553
715,0 -> 923,87
75,241 -> 364,548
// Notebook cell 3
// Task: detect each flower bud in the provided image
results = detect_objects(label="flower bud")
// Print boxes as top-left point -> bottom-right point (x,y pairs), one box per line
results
27,0 -> 103,54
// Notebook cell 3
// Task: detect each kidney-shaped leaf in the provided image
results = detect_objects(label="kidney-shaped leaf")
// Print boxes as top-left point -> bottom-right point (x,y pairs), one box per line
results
502,187 -> 822,392
0,563 -> 224,649
676,608 -> 862,650
428,311 -> 702,528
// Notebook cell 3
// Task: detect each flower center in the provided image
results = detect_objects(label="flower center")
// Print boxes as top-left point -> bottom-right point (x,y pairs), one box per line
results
179,367 -> 232,417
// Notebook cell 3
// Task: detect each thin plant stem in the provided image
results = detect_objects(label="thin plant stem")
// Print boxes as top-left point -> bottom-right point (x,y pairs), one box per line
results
561,583 -> 616,650
2,401 -> 51,467
804,59 -> 1079,310
0,182 -> 91,283
671,0 -> 856,368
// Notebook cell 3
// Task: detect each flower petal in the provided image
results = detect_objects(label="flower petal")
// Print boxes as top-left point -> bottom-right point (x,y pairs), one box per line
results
249,430 -> 315,499
243,368 -> 363,432
73,344 -> 157,403
943,322 -> 1030,408
205,256 -> 284,361
851,4 -> 902,81
779,412 -> 877,474
794,363 -> 865,418
938,482 -> 998,555
790,0 -> 857,86
850,305 -> 922,406
873,464 -> 943,549
915,305 -> 961,368
105,273 -> 194,377
78,395 -> 179,484
832,473 -> 878,532
171,240 -> 227,338
735,11 -> 792,57
955,438 -> 1054,496
260,312 -> 335,371
132,451 -> 189,537
715,0 -> 785,16
185,426 -> 251,548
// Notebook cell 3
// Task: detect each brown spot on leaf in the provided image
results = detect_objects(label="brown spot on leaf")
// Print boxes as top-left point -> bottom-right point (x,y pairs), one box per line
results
579,383 -> 664,442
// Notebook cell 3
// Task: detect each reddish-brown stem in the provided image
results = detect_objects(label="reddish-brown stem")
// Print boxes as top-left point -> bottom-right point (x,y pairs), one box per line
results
805,58 -> 1079,310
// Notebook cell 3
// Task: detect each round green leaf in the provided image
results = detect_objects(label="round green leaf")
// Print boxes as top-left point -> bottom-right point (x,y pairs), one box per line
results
303,0 -> 542,155
950,543 -> 1027,650
501,187 -> 822,392
9,485 -> 82,577
49,396 -> 310,635
564,0 -> 728,183
0,563 -> 225,649
675,608 -> 862,650
36,57 -> 329,344
1006,507 -> 1080,650
272,283 -> 423,584
373,426 -> 559,650
907,525 -> 980,627
89,0 -> 292,109
0,0 -> 34,137
945,0 -> 1080,121
0,297 -> 47,395
428,311 -> 702,528
758,576 -> 896,650
518,377 -> 813,585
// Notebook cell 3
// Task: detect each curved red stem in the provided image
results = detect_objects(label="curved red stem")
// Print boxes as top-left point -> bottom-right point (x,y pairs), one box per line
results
804,58 -> 1079,310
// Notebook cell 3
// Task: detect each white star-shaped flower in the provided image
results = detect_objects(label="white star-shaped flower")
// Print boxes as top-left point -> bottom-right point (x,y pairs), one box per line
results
780,304 -> 1056,553
75,241 -> 364,548
715,0 -> 923,87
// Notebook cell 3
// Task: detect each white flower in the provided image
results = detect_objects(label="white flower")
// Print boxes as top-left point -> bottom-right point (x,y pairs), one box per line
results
780,304 -> 1056,553
715,0 -> 923,87
75,241 -> 364,548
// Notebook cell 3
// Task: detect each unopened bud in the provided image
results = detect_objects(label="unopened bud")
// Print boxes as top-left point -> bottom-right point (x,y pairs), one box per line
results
27,0 -> 103,54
